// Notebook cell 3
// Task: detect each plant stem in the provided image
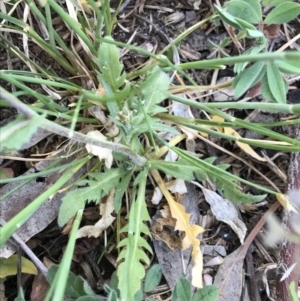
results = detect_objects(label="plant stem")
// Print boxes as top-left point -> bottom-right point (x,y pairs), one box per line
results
0,88 -> 147,167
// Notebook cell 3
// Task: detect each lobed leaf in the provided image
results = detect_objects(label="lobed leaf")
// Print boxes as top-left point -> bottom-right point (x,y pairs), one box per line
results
58,168 -> 127,226
117,177 -> 152,301
139,66 -> 170,114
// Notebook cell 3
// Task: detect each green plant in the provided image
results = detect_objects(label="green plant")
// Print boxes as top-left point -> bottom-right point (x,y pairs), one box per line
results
0,0 -> 300,300
215,0 -> 300,103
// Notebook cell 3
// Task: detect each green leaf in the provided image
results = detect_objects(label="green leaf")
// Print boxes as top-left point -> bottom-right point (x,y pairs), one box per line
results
233,61 -> 266,98
117,178 -> 152,301
98,36 -> 126,91
0,115 -> 40,152
114,170 -> 133,213
245,29 -> 264,38
134,289 -> 143,301
266,61 -> 286,103
107,290 -> 118,301
275,57 -> 300,74
209,172 -> 267,204
144,265 -> 163,293
150,158 -> 206,181
175,278 -> 192,301
214,5 -> 243,30
74,276 -> 95,296
139,66 -> 170,115
265,2 -> 300,24
171,286 -> 179,301
76,296 -> 104,301
14,289 -> 25,301
226,0 -> 261,23
58,168 -> 127,226
191,285 -> 219,301
261,73 -> 276,102
47,265 -> 79,298
289,281 -> 300,301
235,18 -> 257,31
234,44 -> 266,74
262,0 -> 293,6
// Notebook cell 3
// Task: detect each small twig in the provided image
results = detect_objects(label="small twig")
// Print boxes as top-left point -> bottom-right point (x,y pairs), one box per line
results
0,218 -> 48,278
0,88 -> 147,167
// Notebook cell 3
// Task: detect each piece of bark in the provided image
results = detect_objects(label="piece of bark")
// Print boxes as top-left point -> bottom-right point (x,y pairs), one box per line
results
276,124 -> 300,300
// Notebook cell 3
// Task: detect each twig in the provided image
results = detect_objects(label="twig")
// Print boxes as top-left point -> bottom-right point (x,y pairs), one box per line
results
0,88 -> 147,167
0,218 -> 48,278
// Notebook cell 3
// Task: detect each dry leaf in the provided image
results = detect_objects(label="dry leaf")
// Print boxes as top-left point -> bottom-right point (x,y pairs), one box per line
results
85,130 -> 113,168
213,247 -> 244,301
151,170 -> 204,287
276,193 -> 299,212
151,205 -> 182,250
166,179 -> 187,194
200,185 -> 247,244
151,187 -> 163,205
167,194 -> 204,287
77,188 -> 115,238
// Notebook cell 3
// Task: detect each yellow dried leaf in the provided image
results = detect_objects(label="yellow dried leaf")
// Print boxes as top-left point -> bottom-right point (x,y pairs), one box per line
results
150,169 -> 204,287
224,125 -> 266,162
276,193 -> 298,212
0,255 -> 37,278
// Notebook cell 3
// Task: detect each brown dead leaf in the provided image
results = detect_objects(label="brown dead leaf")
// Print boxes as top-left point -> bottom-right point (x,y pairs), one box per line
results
76,188 -> 115,238
151,205 -> 182,250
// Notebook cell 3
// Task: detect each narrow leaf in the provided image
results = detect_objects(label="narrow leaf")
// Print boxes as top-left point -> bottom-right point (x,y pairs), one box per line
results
214,5 -> 242,30
233,61 -> 265,98
265,2 -> 300,24
275,57 -> 300,74
266,61 -> 286,103
261,72 -> 277,102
